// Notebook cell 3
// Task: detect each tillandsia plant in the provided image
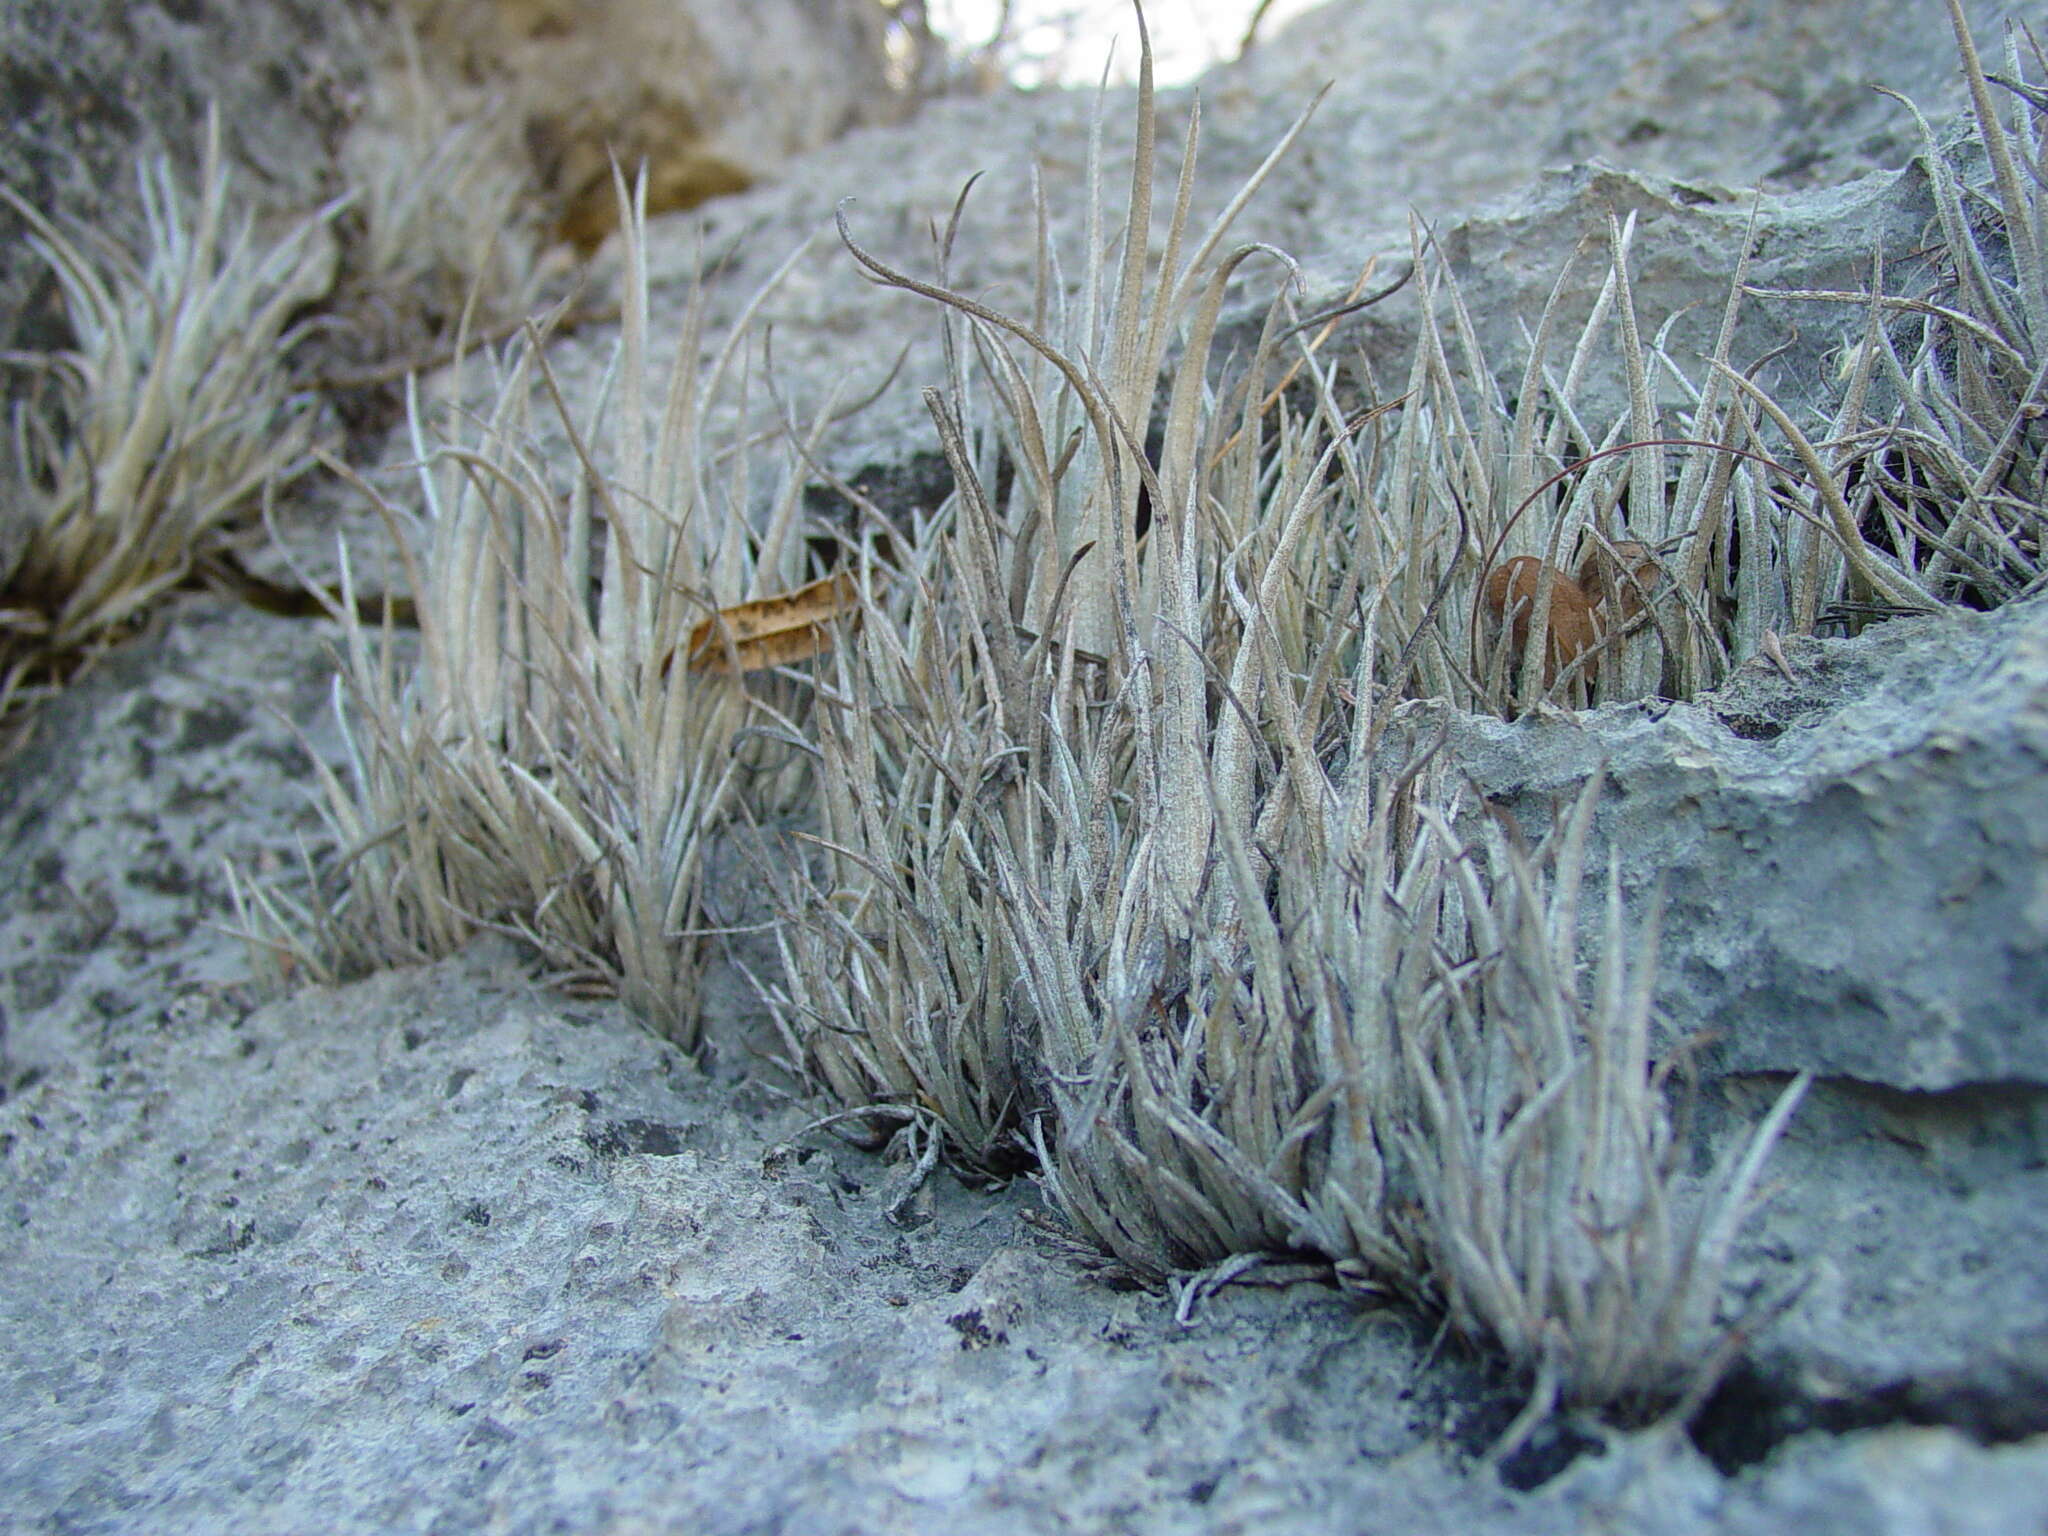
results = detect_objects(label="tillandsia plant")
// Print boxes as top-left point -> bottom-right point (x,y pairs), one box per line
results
233,171 -> 830,1048
1070,751 -> 1812,1432
1371,205 -> 1939,723
774,0 -> 1343,1174
0,110 -> 338,735
334,12 -> 548,350
1744,2 -> 2047,612
1419,4 -> 2047,716
774,0 -> 1832,1432
1388,782 -> 1810,1446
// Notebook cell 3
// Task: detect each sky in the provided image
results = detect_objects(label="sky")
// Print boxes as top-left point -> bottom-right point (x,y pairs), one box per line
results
922,0 -> 1323,88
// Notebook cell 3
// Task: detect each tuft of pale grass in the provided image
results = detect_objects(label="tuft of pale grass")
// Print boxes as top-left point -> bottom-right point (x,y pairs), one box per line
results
1065,746 -> 1815,1429
1743,5 -> 2047,610
336,13 -> 547,339
774,1 -> 1339,1174
1356,206 -> 1938,723
773,0 -> 1834,1430
234,172 -> 829,1047
768,502 -> 1033,1165
1390,781 -> 1810,1441
0,110 -> 338,734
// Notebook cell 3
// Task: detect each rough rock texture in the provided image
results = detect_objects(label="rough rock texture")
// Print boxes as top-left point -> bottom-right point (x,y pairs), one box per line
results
0,0 -> 370,356
1394,594 -> 2048,1091
398,0 -> 910,249
1226,0 -> 2017,225
5,0 -> 2048,1530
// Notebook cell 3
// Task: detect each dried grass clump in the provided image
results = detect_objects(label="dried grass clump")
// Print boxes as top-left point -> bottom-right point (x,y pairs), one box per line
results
1382,0 -> 2048,718
1748,3 -> 2047,610
1363,204 -> 1941,722
234,175 -> 825,1047
335,15 -> 547,342
770,4 -> 1819,1431
774,8 -> 1339,1175
1,112 -> 337,733
1387,783 -> 1810,1437
753,0 -> 1998,1441
1060,757 -> 1812,1432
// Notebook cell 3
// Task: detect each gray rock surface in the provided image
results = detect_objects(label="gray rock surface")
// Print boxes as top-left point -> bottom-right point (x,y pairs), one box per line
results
4,0 -> 2048,1530
1735,1075 -> 2048,1438
1,603 -> 2044,1531
393,0 -> 910,250
1393,594 -> 2048,1091
1228,0 -> 2016,224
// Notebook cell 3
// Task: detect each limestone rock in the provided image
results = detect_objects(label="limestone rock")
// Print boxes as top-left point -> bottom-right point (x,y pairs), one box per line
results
1386,593 -> 2048,1092
1223,0 -> 2011,218
397,0 -> 911,250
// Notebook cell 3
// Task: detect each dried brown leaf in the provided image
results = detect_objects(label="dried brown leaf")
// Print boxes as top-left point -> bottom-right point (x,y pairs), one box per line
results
680,572 -> 861,675
1577,538 -> 1664,625
1482,556 -> 1602,687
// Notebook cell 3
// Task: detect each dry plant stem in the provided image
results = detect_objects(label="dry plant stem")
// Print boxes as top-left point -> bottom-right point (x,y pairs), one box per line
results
1945,0 -> 2047,341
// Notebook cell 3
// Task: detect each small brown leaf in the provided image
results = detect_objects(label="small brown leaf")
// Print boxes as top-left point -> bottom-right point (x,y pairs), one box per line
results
1482,557 -> 1602,688
679,571 -> 860,675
